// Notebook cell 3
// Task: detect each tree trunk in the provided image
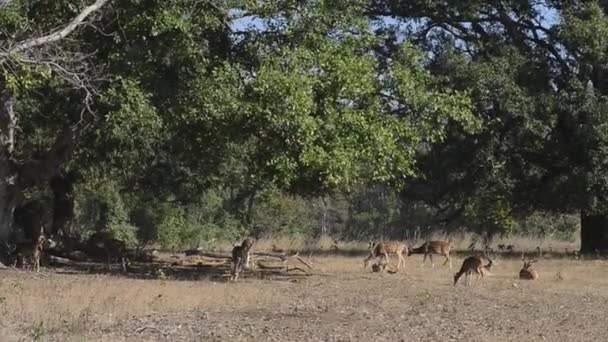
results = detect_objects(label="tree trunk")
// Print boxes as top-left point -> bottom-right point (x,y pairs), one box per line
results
0,165 -> 17,241
580,211 -> 608,254
0,90 -> 17,241
51,173 -> 76,237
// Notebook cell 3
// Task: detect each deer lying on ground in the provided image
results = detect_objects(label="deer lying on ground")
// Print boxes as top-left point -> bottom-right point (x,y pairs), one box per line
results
363,241 -> 408,270
230,237 -> 256,281
519,259 -> 539,280
409,241 -> 452,269
453,253 -> 495,286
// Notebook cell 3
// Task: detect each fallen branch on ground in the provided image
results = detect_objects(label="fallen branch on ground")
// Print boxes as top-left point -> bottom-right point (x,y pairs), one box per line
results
47,255 -> 79,266
136,326 -> 168,337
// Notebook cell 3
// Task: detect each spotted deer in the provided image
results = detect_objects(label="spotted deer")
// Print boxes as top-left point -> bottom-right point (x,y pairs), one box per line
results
6,226 -> 50,272
409,241 -> 452,269
453,253 -> 495,286
230,237 -> 255,281
519,259 -> 539,280
363,241 -> 408,270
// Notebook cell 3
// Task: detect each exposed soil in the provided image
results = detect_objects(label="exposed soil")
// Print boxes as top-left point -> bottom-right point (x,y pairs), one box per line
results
2,255 -> 608,341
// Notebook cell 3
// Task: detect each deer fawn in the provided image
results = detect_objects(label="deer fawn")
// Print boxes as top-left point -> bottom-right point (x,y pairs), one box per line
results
230,237 -> 255,281
519,259 -> 539,280
453,253 -> 495,286
364,241 -> 408,271
409,241 -> 452,269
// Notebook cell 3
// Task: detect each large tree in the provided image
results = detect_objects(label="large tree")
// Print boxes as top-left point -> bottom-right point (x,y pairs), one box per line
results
0,0 -> 477,241
367,0 -> 608,252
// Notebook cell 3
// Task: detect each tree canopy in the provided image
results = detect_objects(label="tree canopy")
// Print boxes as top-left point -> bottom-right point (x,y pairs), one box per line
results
1,0 -> 607,251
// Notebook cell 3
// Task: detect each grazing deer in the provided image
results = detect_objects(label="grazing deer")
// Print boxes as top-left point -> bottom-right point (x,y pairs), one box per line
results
230,237 -> 255,281
409,241 -> 452,269
363,241 -> 408,270
519,259 -> 539,280
453,253 -> 495,286
506,244 -> 515,252
85,232 -> 128,272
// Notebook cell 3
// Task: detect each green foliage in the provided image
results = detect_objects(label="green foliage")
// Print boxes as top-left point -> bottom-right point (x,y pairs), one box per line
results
4,0 -> 598,249
75,176 -> 137,245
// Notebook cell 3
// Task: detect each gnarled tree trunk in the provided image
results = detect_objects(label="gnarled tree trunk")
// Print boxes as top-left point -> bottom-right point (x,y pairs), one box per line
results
0,166 -> 17,241
0,90 -> 18,241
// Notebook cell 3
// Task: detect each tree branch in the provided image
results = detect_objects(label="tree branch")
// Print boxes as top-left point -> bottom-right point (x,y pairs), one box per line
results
0,0 -> 109,59
0,0 -> 13,10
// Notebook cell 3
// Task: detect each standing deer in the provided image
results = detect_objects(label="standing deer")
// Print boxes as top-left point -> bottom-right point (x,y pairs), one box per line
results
519,259 -> 539,280
230,237 -> 256,281
409,241 -> 452,269
85,232 -> 128,272
453,253 -> 495,286
363,241 -> 408,270
6,226 -> 50,272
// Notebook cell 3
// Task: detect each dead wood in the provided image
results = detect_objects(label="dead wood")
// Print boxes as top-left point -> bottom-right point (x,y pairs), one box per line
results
47,255 -> 78,266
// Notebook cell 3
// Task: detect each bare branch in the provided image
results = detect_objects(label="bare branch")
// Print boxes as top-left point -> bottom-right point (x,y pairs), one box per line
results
0,0 -> 13,11
0,0 -> 109,59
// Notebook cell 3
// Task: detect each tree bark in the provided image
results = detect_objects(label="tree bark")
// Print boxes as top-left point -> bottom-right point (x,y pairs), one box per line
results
0,90 -> 18,241
580,211 -> 608,254
50,173 -> 76,237
0,165 -> 17,241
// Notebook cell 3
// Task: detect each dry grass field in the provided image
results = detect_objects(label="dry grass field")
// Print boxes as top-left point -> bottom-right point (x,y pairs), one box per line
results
2,242 -> 608,341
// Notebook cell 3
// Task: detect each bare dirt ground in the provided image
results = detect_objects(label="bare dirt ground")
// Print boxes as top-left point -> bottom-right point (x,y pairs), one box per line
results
2,253 -> 608,342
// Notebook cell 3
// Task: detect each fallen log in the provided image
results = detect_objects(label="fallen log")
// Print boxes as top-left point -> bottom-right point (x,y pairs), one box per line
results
252,252 -> 289,261
47,255 -> 79,266
189,252 -> 232,260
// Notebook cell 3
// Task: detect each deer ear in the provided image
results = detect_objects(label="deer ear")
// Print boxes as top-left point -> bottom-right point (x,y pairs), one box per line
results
7,243 -> 16,253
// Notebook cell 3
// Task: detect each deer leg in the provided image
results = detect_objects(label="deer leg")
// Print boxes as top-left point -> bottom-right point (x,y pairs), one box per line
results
397,253 -> 405,270
475,269 -> 483,285
106,252 -> 112,271
429,254 -> 435,268
363,254 -> 373,269
230,259 -> 237,281
443,253 -> 452,269
421,253 -> 427,267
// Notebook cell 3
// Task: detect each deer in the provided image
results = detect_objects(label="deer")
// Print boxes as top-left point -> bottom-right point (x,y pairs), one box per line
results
85,232 -> 129,272
363,241 -> 408,271
230,237 -> 256,281
519,259 -> 539,280
453,252 -> 495,286
6,226 -> 51,272
409,241 -> 452,269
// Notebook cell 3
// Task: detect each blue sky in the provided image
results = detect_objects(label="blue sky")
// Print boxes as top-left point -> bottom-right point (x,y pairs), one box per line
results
229,5 -> 560,33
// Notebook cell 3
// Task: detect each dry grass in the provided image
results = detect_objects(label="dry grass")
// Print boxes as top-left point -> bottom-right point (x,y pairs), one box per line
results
3,238 -> 607,341
220,234 -> 579,256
